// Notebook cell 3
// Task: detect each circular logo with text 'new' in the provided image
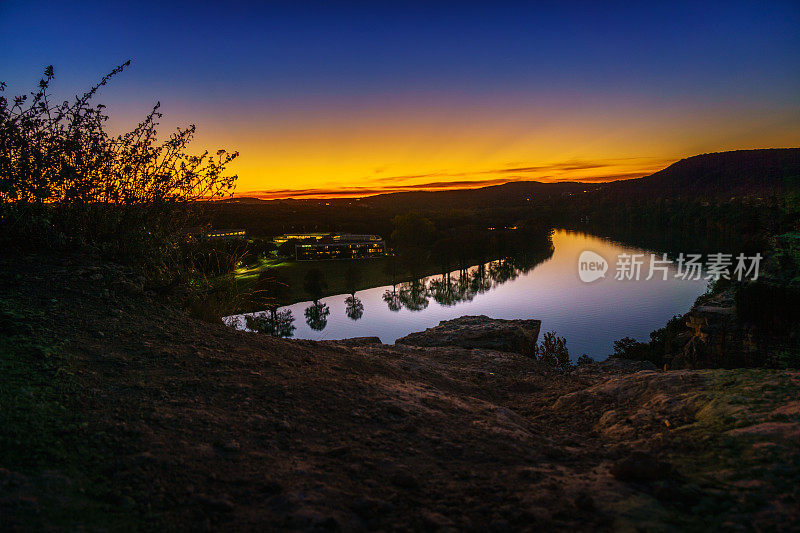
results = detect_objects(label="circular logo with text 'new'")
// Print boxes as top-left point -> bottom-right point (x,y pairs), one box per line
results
578,250 -> 608,282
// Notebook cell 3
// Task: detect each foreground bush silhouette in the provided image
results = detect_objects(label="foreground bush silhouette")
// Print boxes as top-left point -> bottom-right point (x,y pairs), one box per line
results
0,62 -> 238,274
533,331 -> 572,372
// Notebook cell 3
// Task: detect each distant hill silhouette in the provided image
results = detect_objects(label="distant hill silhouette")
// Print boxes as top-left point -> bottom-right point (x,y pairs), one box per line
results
226,148 -> 800,207
360,180 -> 590,209
219,196 -> 270,204
357,148 -> 799,208
611,148 -> 800,197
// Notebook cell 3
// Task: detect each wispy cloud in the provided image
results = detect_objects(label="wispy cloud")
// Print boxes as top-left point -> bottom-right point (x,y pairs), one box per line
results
369,157 -> 672,184
574,171 -> 651,182
237,156 -> 674,199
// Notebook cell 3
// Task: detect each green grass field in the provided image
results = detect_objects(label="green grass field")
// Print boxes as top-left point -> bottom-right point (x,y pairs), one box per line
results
233,255 -> 448,307
234,256 -> 397,305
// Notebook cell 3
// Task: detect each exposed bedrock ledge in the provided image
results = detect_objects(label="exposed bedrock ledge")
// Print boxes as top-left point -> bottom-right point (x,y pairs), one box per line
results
667,288 -> 760,369
324,336 -> 384,347
395,315 -> 541,355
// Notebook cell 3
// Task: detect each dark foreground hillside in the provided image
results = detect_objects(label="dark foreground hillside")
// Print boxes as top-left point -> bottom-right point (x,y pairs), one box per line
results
1,251 -> 799,531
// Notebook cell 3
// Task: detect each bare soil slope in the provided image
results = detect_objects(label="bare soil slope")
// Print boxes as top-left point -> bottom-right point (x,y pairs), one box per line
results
1,252 -> 798,531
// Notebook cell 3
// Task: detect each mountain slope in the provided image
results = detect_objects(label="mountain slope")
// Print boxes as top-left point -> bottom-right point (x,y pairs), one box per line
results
361,180 -> 588,209
360,148 -> 800,208
614,148 -> 800,197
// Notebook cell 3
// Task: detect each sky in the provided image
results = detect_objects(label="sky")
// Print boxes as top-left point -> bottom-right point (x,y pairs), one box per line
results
2,1 -> 799,199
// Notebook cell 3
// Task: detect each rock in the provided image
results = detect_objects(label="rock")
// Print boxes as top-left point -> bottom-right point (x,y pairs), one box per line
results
574,491 -> 595,511
131,451 -> 156,465
352,496 -> 395,522
665,287 -> 760,369
390,471 -> 419,489
610,451 -> 673,483
117,279 -> 144,296
330,336 -> 383,346
291,507 -> 339,529
395,315 -> 541,356
422,510 -> 455,528
577,358 -> 657,373
257,481 -> 281,497
194,493 -> 234,512
220,440 -> 240,452
324,445 -> 350,457
489,519 -> 510,531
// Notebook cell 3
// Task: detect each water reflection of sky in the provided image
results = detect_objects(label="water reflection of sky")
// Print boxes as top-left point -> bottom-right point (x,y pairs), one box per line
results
228,230 -> 709,359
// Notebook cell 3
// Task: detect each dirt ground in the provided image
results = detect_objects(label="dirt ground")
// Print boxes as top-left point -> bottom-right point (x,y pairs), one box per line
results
1,251 -> 798,531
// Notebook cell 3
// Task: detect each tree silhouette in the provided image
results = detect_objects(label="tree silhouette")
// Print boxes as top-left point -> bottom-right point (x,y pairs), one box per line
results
382,285 -> 402,312
391,212 -> 435,279
245,310 -> 295,338
344,295 -> 364,321
398,279 -> 429,311
344,264 -> 362,296
470,263 -> 493,294
304,301 -> 330,331
251,271 -> 290,320
383,249 -> 400,286
303,267 -> 328,302
277,239 -> 300,258
429,276 -> 458,306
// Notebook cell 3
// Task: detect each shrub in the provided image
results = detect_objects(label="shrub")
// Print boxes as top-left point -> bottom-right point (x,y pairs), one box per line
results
277,239 -> 300,258
612,336 -> 652,362
534,331 -> 572,372
0,63 -> 238,273
186,273 -> 250,324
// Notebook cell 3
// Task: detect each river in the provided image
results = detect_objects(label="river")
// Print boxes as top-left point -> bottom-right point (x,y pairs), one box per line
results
227,230 -> 709,359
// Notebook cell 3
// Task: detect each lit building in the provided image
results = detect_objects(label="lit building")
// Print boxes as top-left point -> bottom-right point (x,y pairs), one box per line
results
204,229 -> 246,240
185,227 -> 246,241
273,232 -> 332,244
274,233 -> 383,244
294,235 -> 386,260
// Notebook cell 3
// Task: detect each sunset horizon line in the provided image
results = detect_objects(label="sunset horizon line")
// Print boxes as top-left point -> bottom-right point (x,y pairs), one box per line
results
229,145 -> 800,200
231,174 -> 644,201
230,159 -> 674,200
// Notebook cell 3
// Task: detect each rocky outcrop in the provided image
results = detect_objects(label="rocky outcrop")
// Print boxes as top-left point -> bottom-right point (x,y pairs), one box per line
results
395,315 -> 541,356
666,288 -> 759,369
327,337 -> 384,347
574,357 -> 657,374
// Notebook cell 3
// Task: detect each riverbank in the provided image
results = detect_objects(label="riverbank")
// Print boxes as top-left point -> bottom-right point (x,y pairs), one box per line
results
232,255 -> 526,311
234,256 -> 399,307
2,250 -> 798,530
231,231 -> 553,311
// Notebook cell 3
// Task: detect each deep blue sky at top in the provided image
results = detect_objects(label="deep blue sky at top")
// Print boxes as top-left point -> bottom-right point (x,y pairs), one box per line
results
1,1 -> 798,195
3,1 -> 798,100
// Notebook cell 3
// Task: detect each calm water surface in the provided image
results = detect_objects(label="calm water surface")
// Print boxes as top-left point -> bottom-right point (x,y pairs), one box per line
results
228,230 -> 708,359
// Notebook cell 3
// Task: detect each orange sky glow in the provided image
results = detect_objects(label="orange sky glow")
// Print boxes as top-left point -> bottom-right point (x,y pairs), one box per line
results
201,97 -> 799,199
5,3 -> 798,201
